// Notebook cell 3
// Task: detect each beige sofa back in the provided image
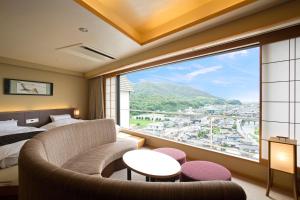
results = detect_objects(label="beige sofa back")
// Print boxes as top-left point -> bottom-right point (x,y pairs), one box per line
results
35,119 -> 116,166
19,119 -> 247,200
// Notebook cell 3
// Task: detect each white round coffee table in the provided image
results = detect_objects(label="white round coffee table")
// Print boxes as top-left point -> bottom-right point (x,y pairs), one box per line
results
122,149 -> 181,181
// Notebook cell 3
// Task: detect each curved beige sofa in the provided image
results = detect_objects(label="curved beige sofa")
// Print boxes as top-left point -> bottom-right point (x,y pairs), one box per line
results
19,119 -> 247,200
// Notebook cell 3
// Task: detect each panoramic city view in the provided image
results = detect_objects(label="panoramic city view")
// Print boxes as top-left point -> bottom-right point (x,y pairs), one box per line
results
121,47 -> 260,160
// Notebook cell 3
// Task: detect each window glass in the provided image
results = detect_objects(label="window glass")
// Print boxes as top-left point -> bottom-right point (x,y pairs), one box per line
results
119,47 -> 260,160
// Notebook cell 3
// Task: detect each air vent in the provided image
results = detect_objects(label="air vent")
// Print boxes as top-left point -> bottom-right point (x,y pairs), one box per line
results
56,43 -> 115,62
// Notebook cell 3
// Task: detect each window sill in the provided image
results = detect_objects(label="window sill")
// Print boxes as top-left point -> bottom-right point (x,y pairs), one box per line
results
121,128 -> 260,164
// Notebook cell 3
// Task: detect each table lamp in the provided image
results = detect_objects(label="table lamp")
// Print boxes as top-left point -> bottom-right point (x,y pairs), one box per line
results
74,108 -> 80,119
266,136 -> 298,199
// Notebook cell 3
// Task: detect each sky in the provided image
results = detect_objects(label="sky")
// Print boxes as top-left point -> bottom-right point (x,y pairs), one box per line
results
125,46 -> 260,103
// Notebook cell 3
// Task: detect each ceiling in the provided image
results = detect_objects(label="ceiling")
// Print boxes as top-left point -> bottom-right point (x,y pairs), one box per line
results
75,0 -> 255,44
0,0 -> 289,74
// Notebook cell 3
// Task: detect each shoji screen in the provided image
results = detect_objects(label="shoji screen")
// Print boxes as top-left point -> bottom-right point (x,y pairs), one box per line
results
262,37 -> 300,164
105,76 -> 117,122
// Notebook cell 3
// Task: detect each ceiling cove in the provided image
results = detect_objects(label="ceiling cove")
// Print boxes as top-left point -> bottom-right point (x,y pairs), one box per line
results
75,0 -> 255,45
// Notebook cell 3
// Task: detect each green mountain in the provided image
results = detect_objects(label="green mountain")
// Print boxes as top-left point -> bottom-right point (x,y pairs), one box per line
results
130,82 -> 241,112
133,82 -> 214,99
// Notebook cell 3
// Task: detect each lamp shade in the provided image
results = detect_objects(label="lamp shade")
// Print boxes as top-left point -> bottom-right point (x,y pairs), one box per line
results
74,109 -> 80,117
269,137 -> 296,174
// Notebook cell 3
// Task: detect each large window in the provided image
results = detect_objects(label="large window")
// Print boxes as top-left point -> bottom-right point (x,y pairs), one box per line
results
119,46 -> 260,160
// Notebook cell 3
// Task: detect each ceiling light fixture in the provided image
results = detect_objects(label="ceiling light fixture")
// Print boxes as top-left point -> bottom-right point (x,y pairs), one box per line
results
78,27 -> 88,32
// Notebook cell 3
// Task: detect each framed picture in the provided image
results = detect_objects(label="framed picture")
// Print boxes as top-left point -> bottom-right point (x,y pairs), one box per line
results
4,79 -> 53,96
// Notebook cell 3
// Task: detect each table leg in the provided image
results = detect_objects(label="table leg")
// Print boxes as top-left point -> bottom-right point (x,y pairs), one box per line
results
293,173 -> 298,200
266,168 -> 272,196
146,176 -> 149,182
127,168 -> 131,180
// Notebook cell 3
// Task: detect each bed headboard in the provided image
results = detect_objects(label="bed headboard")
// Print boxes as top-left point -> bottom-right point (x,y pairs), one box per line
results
0,108 -> 75,127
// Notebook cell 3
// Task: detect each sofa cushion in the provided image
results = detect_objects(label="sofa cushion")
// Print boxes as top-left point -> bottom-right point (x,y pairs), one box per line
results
62,139 -> 136,175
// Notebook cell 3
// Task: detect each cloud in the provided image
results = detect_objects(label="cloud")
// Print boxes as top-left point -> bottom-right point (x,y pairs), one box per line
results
132,65 -> 223,83
167,65 -> 188,70
138,78 -> 147,83
185,65 -> 222,80
166,63 -> 198,71
212,79 -> 231,86
218,49 -> 248,59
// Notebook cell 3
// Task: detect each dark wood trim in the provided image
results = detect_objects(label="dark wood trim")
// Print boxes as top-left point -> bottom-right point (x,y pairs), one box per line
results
258,25 -> 300,45
294,38 -> 297,140
105,25 -> 300,77
266,139 -> 272,196
102,77 -> 106,118
116,75 -> 120,125
288,39 -> 291,138
293,144 -> 298,200
259,44 -> 263,163
262,101 -> 300,103
262,58 -> 300,65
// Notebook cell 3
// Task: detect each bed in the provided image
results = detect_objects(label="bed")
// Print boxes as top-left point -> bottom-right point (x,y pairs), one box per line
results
41,117 -> 84,130
0,125 -> 45,169
0,108 -> 76,188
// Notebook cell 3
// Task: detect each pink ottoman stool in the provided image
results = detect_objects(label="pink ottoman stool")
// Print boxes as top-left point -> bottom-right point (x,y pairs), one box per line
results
180,161 -> 231,182
154,148 -> 186,165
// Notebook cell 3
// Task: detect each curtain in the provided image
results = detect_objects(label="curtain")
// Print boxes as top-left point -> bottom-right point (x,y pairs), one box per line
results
88,76 -> 104,120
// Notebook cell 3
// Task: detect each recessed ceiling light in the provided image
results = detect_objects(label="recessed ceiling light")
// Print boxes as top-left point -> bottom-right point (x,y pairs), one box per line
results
78,27 -> 88,32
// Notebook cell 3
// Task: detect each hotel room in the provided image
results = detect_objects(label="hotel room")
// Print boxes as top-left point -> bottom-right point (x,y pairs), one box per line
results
0,0 -> 300,199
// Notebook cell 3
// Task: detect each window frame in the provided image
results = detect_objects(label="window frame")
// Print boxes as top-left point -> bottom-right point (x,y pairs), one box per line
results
115,44 -> 262,163
101,24 -> 300,168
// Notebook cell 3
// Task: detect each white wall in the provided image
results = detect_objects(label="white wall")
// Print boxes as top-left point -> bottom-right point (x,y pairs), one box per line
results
261,37 -> 300,165
0,64 -> 88,118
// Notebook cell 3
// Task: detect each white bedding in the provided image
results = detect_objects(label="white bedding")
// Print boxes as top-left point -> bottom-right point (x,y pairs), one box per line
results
0,126 -> 46,169
0,140 -> 27,169
41,118 -> 84,130
0,126 -> 46,137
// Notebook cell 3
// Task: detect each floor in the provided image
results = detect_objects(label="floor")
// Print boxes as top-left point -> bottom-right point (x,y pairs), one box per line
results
110,169 -> 293,200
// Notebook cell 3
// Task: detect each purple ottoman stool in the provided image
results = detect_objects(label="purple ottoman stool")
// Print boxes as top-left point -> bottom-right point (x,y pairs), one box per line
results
180,161 -> 231,182
154,148 -> 186,165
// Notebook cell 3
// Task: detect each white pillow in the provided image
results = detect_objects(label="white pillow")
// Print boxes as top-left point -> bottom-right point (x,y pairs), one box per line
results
50,114 -> 71,122
0,119 -> 18,128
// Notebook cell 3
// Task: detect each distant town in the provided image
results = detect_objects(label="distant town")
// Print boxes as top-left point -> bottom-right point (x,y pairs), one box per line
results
129,103 -> 259,160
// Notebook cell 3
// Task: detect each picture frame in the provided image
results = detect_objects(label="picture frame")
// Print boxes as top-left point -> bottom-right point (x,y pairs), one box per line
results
3,78 -> 53,96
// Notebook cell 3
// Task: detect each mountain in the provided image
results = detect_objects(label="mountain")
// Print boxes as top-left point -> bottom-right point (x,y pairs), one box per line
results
130,82 -> 240,112
133,82 -> 214,99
